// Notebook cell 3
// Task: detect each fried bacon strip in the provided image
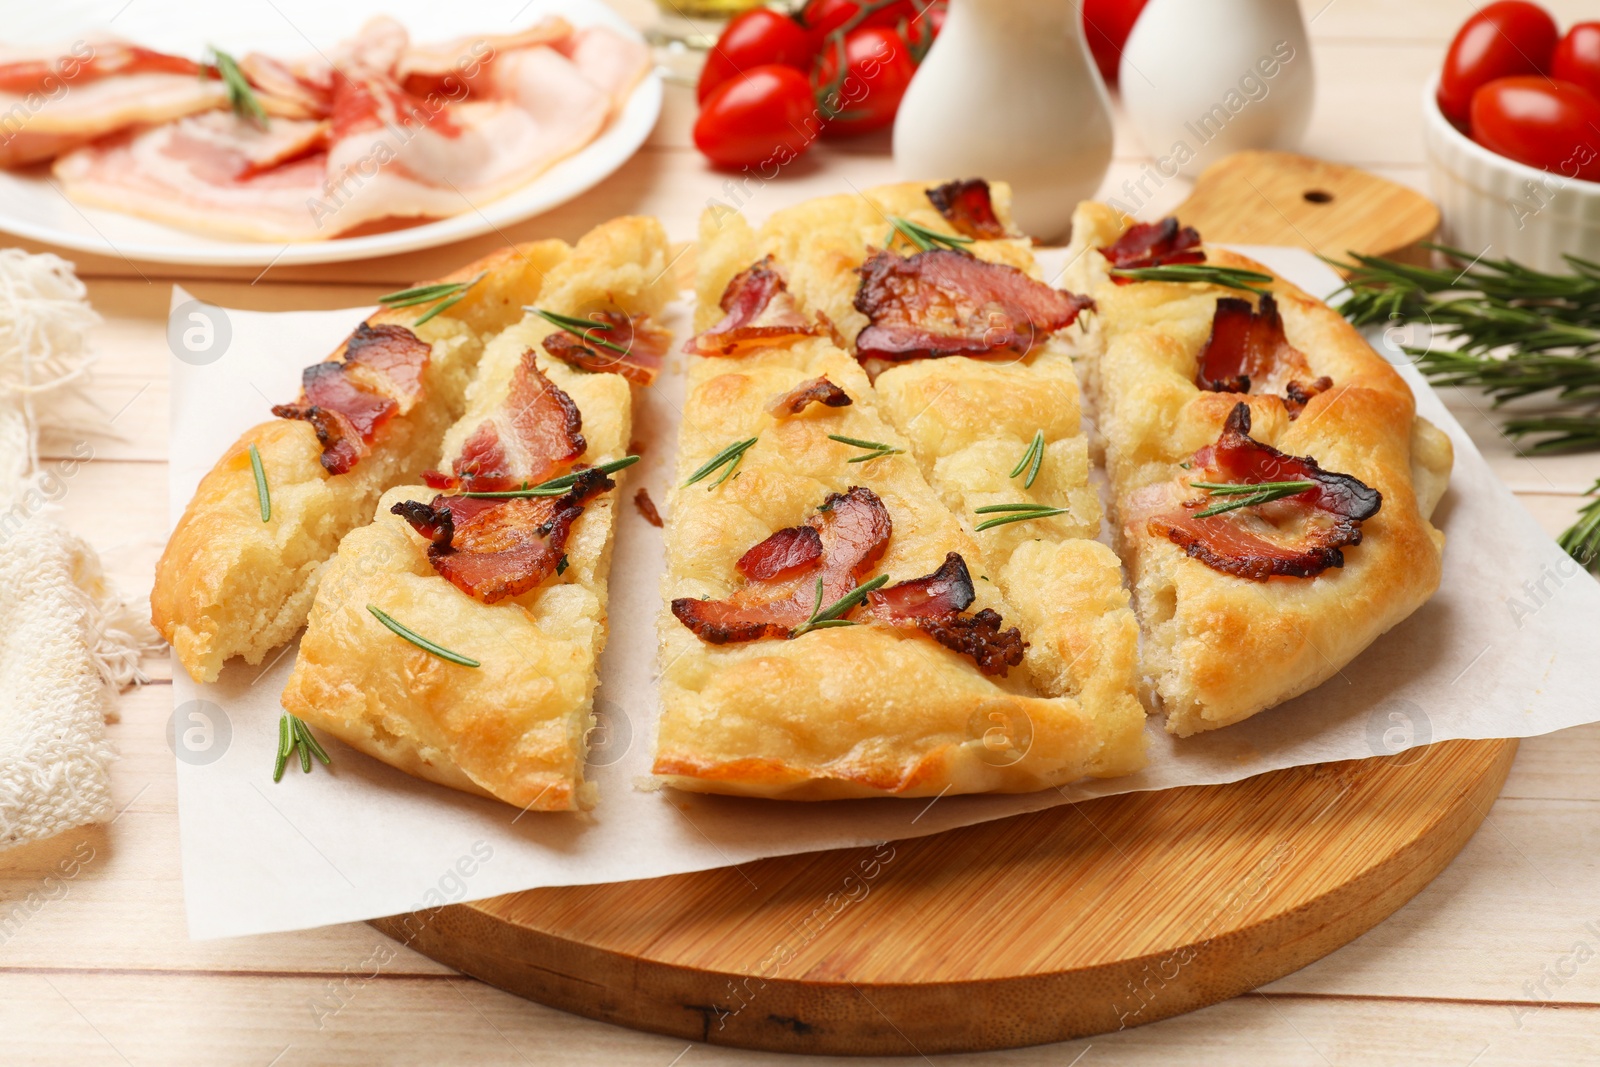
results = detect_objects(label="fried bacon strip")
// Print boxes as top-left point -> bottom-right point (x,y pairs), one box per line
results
869,552 -> 1024,677
1196,295 -> 1332,418
926,178 -> 1009,240
765,376 -> 853,417
853,249 -> 1092,363
540,311 -> 672,386
671,486 -> 891,643
422,352 -> 584,493
271,322 -> 430,475
1100,217 -> 1205,281
1148,403 -> 1382,581
685,256 -> 816,357
392,468 -> 613,603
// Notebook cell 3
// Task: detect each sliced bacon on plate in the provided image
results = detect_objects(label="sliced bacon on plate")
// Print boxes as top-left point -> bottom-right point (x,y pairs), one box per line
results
685,256 -> 816,357
424,351 -> 584,493
1196,295 -> 1332,417
765,376 -> 853,417
853,249 -> 1091,363
1144,403 -> 1382,581
1099,217 -> 1205,281
393,467 -> 613,603
868,552 -> 1025,677
925,178 -> 1009,240
672,486 -> 891,643
541,311 -> 671,386
271,322 -> 430,475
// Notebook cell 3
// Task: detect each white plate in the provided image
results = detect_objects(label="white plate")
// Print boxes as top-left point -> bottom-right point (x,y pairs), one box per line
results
0,0 -> 662,266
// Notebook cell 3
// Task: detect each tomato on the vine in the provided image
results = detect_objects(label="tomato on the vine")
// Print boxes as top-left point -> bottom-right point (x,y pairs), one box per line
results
1082,0 -> 1149,88
697,9 -> 815,104
801,0 -> 925,46
814,26 -> 917,137
1469,76 -> 1600,181
1552,22 -> 1600,101
693,64 -> 818,169
1437,1 -> 1559,127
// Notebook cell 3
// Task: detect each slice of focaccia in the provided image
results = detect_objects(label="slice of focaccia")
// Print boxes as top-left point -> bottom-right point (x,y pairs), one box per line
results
152,243 -> 565,683
1063,204 -> 1453,735
281,217 -> 674,812
655,181 -> 1146,799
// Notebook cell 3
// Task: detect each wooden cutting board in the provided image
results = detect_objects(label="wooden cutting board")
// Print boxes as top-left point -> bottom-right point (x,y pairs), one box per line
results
371,152 -> 1508,1056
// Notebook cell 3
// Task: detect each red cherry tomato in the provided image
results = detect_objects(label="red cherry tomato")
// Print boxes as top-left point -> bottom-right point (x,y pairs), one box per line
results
1082,0 -> 1149,88
1438,1 -> 1559,127
801,0 -> 923,45
1470,76 -> 1600,181
814,27 -> 917,137
693,64 -> 817,170
697,9 -> 815,104
1552,22 -> 1600,101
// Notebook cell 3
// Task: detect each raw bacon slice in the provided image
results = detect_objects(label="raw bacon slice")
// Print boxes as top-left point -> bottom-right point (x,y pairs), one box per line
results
271,322 -> 430,475
1196,295 -> 1332,417
869,553 -> 1025,677
765,376 -> 853,417
392,468 -> 613,603
686,257 -> 816,357
925,178 -> 1009,240
1147,403 -> 1382,581
540,311 -> 671,386
1100,217 -> 1205,281
853,249 -> 1091,363
423,352 -> 584,493
672,486 -> 891,643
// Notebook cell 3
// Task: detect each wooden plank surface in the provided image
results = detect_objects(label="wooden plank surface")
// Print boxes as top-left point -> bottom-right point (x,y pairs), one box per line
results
4,1 -> 1600,1063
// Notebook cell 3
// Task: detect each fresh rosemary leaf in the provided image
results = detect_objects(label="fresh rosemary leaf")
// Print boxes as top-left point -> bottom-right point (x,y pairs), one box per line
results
974,507 -> 1070,531
367,604 -> 481,667
530,307 -> 632,356
1191,479 -> 1314,517
684,437 -> 758,489
273,714 -> 292,783
790,573 -> 891,638
1110,265 -> 1273,292
379,270 -> 486,326
828,433 -> 903,463
1502,415 -> 1600,454
1009,429 -> 1045,487
974,502 -> 1063,514
458,455 -> 640,498
273,714 -> 331,781
207,46 -> 268,128
886,215 -> 974,254
295,718 -> 332,766
248,442 -> 271,523
1559,479 -> 1600,573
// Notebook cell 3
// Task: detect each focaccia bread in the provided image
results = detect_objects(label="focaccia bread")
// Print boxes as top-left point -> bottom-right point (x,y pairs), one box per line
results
281,216 -> 674,811
152,242 -> 566,683
1063,203 -> 1453,735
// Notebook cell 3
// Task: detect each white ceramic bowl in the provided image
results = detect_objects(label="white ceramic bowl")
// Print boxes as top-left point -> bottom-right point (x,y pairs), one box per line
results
1422,73 -> 1600,271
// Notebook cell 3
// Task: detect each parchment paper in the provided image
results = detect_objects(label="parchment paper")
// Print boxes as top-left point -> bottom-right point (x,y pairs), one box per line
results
168,248 -> 1600,939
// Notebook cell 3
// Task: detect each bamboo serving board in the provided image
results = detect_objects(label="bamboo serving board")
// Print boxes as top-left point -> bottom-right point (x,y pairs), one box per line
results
371,153 -> 1510,1055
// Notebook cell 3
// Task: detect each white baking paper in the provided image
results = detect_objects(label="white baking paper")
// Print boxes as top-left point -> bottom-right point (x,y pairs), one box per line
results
168,249 -> 1600,939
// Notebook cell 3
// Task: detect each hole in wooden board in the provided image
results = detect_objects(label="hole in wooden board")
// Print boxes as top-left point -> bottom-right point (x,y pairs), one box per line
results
1303,189 -> 1334,204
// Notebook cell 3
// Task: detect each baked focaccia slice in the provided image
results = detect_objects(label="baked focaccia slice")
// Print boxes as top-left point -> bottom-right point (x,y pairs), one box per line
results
281,216 -> 673,812
1062,204 -> 1453,735
682,180 -> 1145,770
153,243 -> 566,683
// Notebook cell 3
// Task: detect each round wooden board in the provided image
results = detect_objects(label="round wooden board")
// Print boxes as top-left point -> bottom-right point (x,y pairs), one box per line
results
372,737 -> 1516,1055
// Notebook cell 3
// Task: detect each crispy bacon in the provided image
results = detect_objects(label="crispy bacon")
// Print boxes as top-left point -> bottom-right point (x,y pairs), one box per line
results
271,321 -> 429,475
765,376 -> 853,418
1148,403 -> 1382,581
1099,217 -> 1205,281
633,487 -> 663,528
671,486 -> 891,643
926,178 -> 1009,240
393,468 -> 613,603
853,249 -> 1092,363
1196,295 -> 1333,418
423,352 -> 584,493
685,257 -> 816,357
869,552 -> 1024,676
540,311 -> 671,386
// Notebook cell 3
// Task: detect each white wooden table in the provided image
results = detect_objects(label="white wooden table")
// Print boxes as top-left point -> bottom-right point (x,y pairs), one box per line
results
4,2 -> 1599,1063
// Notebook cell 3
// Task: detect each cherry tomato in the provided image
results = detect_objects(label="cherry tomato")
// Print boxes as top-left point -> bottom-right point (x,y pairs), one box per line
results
1438,1 -> 1559,127
1470,76 -> 1600,181
801,0 -> 923,45
1082,0 -> 1149,88
813,27 -> 917,137
1552,22 -> 1600,102
694,64 -> 817,170
697,9 -> 815,104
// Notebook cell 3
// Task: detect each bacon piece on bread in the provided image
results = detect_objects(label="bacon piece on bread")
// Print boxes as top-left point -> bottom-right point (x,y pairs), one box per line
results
1099,216 -> 1204,280
422,352 -> 584,493
1196,295 -> 1332,417
765,376 -> 853,418
686,256 -> 816,357
869,552 -> 1024,676
925,178 -> 1009,240
540,310 -> 671,386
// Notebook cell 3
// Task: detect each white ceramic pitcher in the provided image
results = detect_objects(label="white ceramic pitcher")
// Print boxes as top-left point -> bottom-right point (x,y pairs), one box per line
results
892,0 -> 1112,242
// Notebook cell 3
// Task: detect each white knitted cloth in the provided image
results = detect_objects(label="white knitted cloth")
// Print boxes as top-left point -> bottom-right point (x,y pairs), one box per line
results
0,249 -> 158,851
